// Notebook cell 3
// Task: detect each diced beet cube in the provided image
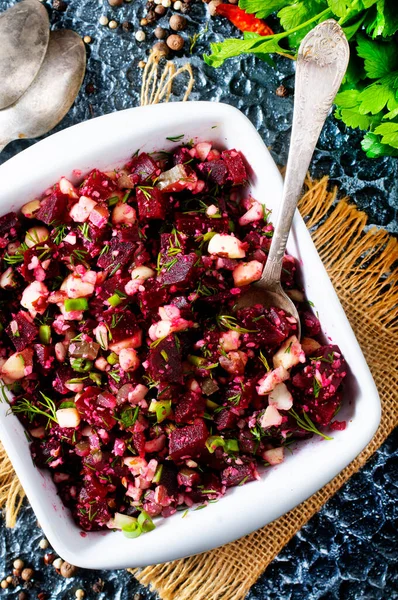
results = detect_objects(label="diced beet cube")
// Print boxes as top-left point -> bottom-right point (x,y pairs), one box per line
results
80,169 -> 117,201
159,462 -> 179,496
103,310 -> 141,345
138,282 -> 168,318
291,345 -> 346,403
214,408 -> 238,430
197,160 -> 228,185
168,418 -> 209,460
34,344 -> 55,373
238,429 -> 257,455
30,437 -> 62,469
53,366 -> 75,395
0,212 -> 19,239
148,335 -> 183,384
202,472 -> 223,495
96,275 -> 130,303
330,419 -> 346,431
174,391 -> 206,424
308,394 -> 342,427
174,213 -> 229,236
36,190 -> 69,225
127,152 -> 160,184
20,244 -> 59,283
173,147 -> 193,166
159,252 -> 197,287
75,387 -> 116,429
97,235 -> 136,272
221,150 -> 248,185
221,461 -> 257,487
136,187 -> 166,221
132,431 -> 146,457
75,497 -> 112,531
302,310 -> 321,337
239,306 -> 295,350
6,311 -> 38,351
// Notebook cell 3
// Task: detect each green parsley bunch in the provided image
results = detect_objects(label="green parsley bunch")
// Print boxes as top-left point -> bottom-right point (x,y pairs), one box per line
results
204,0 -> 398,158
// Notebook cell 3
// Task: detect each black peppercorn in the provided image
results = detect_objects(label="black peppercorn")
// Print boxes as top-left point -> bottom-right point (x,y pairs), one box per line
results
52,0 -> 67,10
275,84 -> 289,97
122,20 -> 133,32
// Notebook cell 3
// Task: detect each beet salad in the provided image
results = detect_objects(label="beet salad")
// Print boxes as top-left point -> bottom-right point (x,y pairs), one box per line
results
0,141 -> 347,537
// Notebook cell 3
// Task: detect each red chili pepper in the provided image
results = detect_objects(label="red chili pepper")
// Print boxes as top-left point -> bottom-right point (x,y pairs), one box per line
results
215,4 -> 273,36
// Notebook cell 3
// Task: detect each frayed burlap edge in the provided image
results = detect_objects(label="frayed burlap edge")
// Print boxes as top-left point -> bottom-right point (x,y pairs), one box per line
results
128,175 -> 398,600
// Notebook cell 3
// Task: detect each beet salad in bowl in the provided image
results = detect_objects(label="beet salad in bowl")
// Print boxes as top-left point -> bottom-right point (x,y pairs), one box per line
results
0,139 -> 349,539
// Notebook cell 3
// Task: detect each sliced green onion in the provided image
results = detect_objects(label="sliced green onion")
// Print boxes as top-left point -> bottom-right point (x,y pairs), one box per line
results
138,510 -> 156,533
64,298 -> 88,312
39,324 -> 51,344
107,352 -> 119,365
225,439 -> 239,453
107,293 -> 123,307
206,399 -> 220,411
107,196 -> 120,207
71,358 -> 93,373
205,436 -> 225,454
122,519 -> 142,539
188,355 -> 206,367
89,372 -> 102,386
149,399 -> 172,423
152,464 -> 163,484
58,401 -> 76,409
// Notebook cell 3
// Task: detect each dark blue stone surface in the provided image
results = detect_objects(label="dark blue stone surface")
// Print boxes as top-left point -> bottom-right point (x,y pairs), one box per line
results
0,1 -> 396,598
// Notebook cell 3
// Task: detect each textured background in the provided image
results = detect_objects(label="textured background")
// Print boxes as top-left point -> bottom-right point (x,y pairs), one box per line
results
0,0 -> 397,598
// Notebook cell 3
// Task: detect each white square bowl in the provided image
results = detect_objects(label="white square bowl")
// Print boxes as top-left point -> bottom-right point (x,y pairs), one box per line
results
0,102 -> 380,569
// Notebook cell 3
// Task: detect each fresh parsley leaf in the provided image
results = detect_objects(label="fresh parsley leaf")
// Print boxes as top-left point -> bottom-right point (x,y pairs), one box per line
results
356,36 -> 398,79
373,122 -> 398,148
239,0 -> 293,20
361,132 -> 398,157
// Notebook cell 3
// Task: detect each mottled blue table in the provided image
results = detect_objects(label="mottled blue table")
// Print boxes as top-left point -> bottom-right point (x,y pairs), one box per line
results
0,0 -> 397,598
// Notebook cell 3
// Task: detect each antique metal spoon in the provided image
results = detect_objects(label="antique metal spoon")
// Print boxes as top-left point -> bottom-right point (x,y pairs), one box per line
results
0,0 -> 50,109
0,29 -> 86,152
236,19 -> 349,338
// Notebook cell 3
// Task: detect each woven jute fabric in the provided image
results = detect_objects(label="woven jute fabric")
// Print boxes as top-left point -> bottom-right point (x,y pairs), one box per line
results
0,176 -> 397,598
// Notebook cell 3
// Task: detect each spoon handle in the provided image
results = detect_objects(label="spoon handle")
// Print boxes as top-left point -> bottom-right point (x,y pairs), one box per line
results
260,19 -> 349,288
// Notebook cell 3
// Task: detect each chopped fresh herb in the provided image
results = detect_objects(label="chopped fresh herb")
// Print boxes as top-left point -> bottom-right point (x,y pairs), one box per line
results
313,377 -> 322,399
259,350 -> 271,371
166,134 -> 185,142
216,314 -> 256,334
160,349 -> 169,362
99,244 -> 110,256
78,222 -> 91,241
289,408 -> 332,441
11,392 -> 58,426
284,341 -> 293,354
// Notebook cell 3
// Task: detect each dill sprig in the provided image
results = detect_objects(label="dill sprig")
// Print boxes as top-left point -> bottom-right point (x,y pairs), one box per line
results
216,314 -> 256,334
11,392 -> 58,426
289,408 -> 332,441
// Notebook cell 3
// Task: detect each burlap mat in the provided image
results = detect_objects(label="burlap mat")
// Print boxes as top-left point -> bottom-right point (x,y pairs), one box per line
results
0,177 -> 397,599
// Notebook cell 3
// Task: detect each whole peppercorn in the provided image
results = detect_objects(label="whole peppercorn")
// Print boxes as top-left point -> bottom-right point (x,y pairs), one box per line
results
108,19 -> 118,29
152,41 -> 170,56
52,558 -> 63,570
145,10 -> 157,23
122,20 -> 133,31
19,593 -> 28,600
107,0 -> 123,5
138,60 -> 147,68
13,569 -> 21,577
140,17 -> 148,26
155,26 -> 167,39
60,562 -> 77,578
169,14 -> 187,31
13,559 -> 25,570
83,35 -> 92,44
275,84 -> 289,97
75,590 -> 85,600
21,568 -> 34,582
91,579 -> 104,594
6,576 -> 13,583
135,30 -> 146,42
99,15 -> 109,25
166,33 -> 184,51
43,552 -> 56,566
52,0 -> 67,10
154,5 -> 167,16
1,580 -> 8,589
